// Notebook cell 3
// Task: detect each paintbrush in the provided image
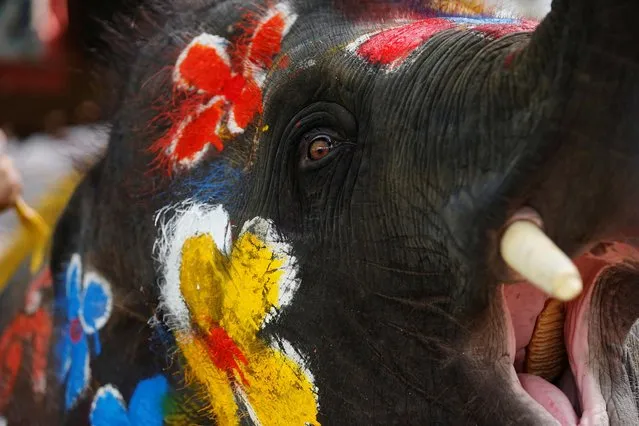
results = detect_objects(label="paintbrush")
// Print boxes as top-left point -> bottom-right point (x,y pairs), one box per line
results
14,196 -> 50,273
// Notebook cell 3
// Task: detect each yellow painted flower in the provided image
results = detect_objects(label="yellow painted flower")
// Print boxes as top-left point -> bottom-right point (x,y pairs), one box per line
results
156,203 -> 319,425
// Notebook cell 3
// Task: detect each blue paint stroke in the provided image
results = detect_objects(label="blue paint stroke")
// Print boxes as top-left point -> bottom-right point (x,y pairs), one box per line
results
156,160 -> 243,204
446,16 -> 518,24
180,160 -> 243,203
90,375 -> 170,426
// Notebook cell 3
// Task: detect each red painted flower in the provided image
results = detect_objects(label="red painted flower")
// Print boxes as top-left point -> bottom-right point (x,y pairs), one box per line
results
153,3 -> 297,172
0,268 -> 52,415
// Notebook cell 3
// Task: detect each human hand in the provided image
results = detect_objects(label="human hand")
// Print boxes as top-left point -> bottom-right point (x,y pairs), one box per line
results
0,131 -> 22,212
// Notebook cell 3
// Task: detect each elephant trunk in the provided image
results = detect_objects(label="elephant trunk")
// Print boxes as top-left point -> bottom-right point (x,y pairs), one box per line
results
497,0 -> 639,255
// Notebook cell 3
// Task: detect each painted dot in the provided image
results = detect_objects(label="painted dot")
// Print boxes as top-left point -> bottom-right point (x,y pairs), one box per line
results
70,318 -> 83,343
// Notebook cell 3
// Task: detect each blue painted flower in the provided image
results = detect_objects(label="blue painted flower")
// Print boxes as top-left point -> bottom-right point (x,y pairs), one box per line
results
57,254 -> 113,409
90,375 -> 169,426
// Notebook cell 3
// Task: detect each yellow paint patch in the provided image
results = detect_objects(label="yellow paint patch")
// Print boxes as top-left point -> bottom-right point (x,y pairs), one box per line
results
243,347 -> 319,425
433,0 -> 486,15
179,334 -> 239,424
177,230 -> 319,425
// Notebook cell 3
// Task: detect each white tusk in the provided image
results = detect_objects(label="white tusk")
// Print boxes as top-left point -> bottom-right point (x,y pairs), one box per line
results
500,220 -> 583,301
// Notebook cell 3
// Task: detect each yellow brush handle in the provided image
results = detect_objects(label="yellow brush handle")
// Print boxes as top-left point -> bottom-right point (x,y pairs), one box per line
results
15,197 -> 50,273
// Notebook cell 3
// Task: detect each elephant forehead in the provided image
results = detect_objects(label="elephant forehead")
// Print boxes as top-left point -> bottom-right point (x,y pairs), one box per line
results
348,16 -> 537,69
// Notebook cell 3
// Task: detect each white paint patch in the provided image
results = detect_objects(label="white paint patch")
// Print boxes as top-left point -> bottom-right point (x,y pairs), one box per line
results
299,58 -> 316,70
154,202 -> 232,331
249,66 -> 268,89
173,33 -> 231,90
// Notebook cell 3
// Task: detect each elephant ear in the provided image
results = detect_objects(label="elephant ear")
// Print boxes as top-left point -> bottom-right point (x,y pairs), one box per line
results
149,2 -> 298,175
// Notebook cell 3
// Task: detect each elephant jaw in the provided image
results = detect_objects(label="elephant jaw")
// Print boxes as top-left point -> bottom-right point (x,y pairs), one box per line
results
503,243 -> 639,425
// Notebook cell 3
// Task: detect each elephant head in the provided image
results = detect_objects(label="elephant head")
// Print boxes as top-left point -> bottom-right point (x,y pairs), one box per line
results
2,0 -> 639,424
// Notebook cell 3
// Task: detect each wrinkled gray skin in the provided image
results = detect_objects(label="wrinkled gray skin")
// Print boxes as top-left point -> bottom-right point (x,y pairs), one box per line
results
3,0 -> 639,424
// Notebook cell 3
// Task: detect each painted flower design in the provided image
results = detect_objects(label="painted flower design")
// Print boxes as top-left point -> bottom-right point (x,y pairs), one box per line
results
89,375 -> 169,426
156,203 -> 319,425
0,268 -> 52,414
57,254 -> 113,409
152,3 -> 297,171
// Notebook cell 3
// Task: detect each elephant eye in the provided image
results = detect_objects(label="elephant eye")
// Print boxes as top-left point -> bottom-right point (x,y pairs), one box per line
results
308,135 -> 333,161
287,103 -> 357,172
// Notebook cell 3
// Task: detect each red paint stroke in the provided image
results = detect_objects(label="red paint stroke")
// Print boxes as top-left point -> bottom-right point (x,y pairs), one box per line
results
278,54 -> 291,69
151,3 -> 295,173
168,98 -> 226,166
205,326 -> 250,386
357,18 -> 455,66
229,80 -> 263,130
473,19 -> 538,39
0,269 -> 53,412
249,12 -> 288,69
177,42 -> 233,94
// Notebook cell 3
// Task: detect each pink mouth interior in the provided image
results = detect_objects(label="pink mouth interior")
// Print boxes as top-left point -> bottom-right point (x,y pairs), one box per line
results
503,243 -> 638,425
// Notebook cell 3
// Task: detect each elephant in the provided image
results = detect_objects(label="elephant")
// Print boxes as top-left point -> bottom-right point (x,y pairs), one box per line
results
1,0 -> 639,424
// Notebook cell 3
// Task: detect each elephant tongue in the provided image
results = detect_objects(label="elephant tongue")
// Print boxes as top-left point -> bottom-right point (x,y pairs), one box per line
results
505,285 -> 578,425
518,373 -> 578,426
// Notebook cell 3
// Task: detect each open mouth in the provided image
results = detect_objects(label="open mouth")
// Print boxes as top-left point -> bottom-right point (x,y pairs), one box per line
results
503,241 -> 639,425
